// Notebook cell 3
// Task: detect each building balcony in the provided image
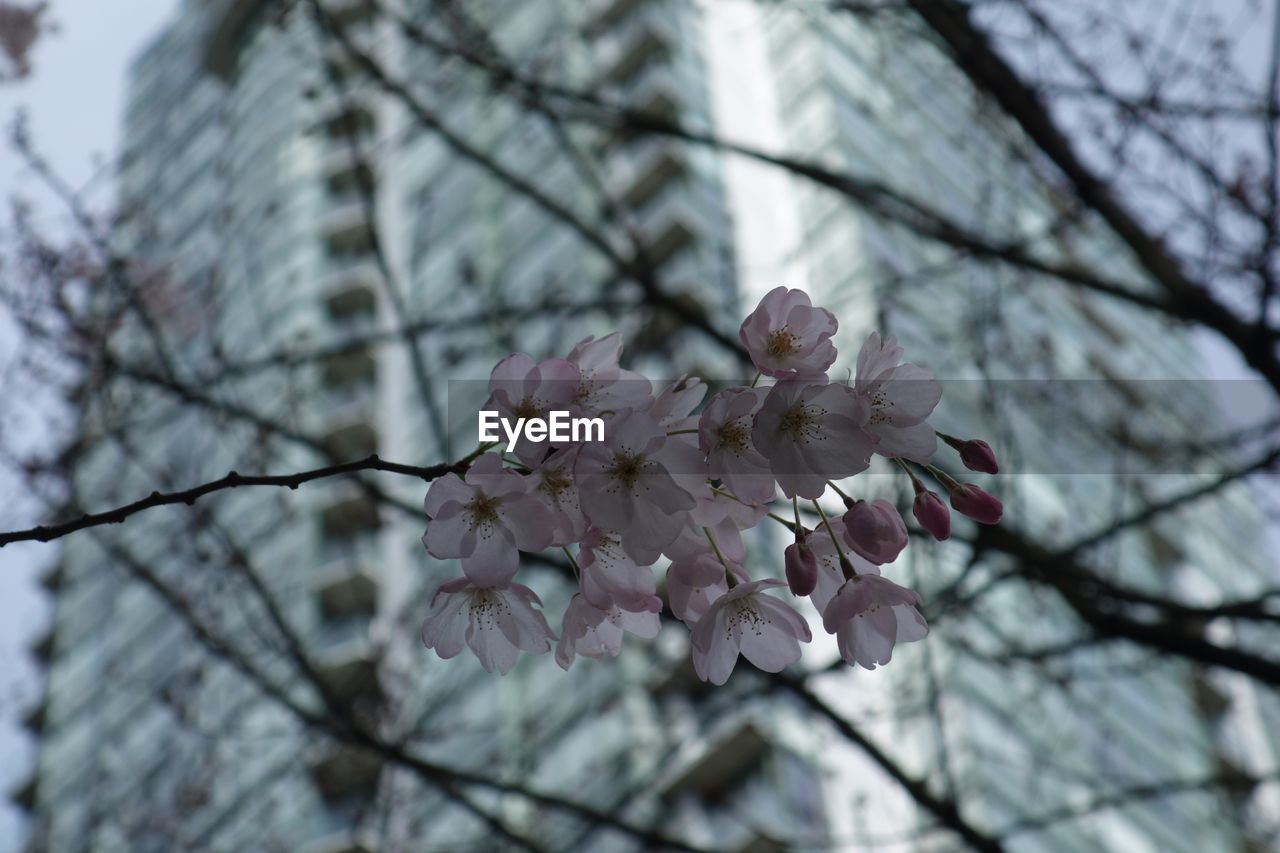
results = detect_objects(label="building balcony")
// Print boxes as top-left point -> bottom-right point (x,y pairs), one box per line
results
583,0 -> 647,35
320,483 -> 381,539
313,622 -> 382,705
318,390 -> 377,444
632,187 -> 701,264
9,771 -> 36,813
737,836 -> 786,853
319,345 -> 377,389
322,101 -> 378,142
1191,671 -> 1231,722
39,561 -> 63,592
595,9 -> 675,87
204,0 -> 378,77
321,418 -> 379,462
29,623 -> 54,666
610,55 -> 683,112
322,202 -> 377,260
611,138 -> 687,210
659,722 -> 770,800
306,741 -> 383,802
324,0 -> 378,30
323,257 -> 381,312
325,279 -> 379,323
320,133 -> 372,175
314,559 -> 379,620
203,0 -> 270,78
301,829 -> 376,853
642,217 -> 696,270
21,699 -> 46,736
326,158 -> 376,199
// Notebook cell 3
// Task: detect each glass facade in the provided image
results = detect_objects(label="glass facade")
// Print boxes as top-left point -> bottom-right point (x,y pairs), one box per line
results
749,6 -> 1280,851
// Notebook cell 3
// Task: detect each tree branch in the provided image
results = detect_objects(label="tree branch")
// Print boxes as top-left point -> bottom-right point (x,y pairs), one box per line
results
0,452 -> 477,546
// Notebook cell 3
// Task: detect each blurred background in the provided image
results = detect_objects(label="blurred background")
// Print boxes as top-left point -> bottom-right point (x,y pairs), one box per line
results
2,0 -> 1280,850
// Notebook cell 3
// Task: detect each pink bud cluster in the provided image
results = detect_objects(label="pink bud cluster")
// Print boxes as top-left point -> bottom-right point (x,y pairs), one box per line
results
420,287 -> 1003,680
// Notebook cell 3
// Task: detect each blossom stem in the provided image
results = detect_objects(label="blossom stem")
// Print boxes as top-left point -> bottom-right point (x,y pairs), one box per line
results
666,428 -> 699,436
892,456 -> 918,479
812,498 -> 858,580
826,480 -> 853,503
702,526 -> 738,587
924,463 -> 960,492
709,486 -> 796,530
769,511 -> 798,530
466,442 -> 499,463
893,457 -> 926,490
749,370 -> 761,388
500,455 -> 531,473
561,546 -> 581,581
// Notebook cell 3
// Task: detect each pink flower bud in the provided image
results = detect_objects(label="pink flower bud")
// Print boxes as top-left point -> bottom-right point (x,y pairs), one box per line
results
949,483 -> 1003,525
841,499 -> 908,565
957,439 -> 999,474
912,489 -> 951,540
784,535 -> 818,597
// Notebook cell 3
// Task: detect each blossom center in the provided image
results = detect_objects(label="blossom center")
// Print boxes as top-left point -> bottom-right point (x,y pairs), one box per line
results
868,390 -> 889,426
465,493 -> 502,527
512,397 -> 543,420
715,420 -> 751,455
778,403 -> 824,444
606,451 -> 648,490
539,467 -> 572,501
725,598 -> 769,637
765,327 -> 801,359
468,589 -> 512,626
574,380 -> 601,410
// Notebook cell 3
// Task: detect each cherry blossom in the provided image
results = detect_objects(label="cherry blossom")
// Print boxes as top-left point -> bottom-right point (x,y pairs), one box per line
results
555,593 -> 661,669
421,577 -> 556,674
752,380 -> 876,499
574,409 -> 701,563
418,289 -> 1001,682
487,353 -> 580,464
577,527 -> 662,614
667,553 -> 749,624
841,499 -> 908,565
565,333 -> 653,415
529,447 -> 587,546
912,485 -> 952,541
651,375 -> 707,433
853,332 -> 941,463
698,387 -> 775,505
691,579 -> 812,685
943,435 -> 999,474
806,516 -> 883,613
664,485 -> 766,564
423,453 -> 554,586
784,529 -> 818,597
822,575 -> 928,670
739,286 -> 838,379
949,482 -> 1004,524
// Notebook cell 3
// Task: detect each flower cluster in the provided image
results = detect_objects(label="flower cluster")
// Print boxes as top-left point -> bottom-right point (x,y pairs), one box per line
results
421,287 -> 1003,680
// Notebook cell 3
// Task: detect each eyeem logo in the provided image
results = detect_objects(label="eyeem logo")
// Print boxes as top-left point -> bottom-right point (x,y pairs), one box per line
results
478,411 -> 604,454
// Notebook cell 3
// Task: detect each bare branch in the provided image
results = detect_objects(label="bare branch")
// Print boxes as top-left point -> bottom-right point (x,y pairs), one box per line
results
0,451 -> 478,546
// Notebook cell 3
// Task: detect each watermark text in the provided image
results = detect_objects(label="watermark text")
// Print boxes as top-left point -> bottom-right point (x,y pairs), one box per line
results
478,410 -> 604,454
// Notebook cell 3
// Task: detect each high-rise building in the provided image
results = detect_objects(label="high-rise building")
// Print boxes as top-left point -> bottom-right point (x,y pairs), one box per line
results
737,5 -> 1280,850
10,1 -> 818,851
11,1 -> 1279,851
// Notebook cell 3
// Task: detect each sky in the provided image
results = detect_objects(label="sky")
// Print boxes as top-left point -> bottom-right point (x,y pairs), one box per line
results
0,1 -> 178,846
